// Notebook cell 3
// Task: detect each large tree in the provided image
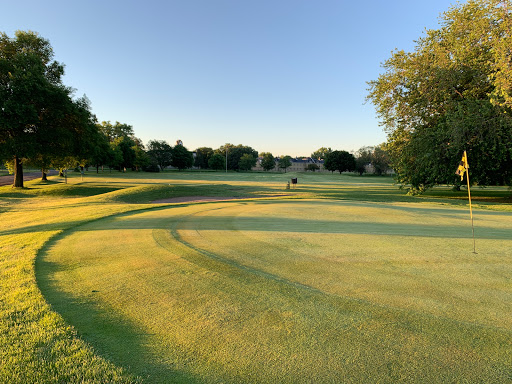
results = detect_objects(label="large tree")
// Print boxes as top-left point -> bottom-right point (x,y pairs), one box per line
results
208,153 -> 225,170
98,121 -> 135,143
355,145 -> 390,176
238,153 -> 256,171
65,97 -> 104,172
278,156 -> 292,173
367,0 -> 512,192
311,147 -> 332,160
194,147 -> 214,169
171,144 -> 194,170
98,120 -> 142,171
0,31 -> 76,187
147,140 -> 172,171
132,145 -> 150,171
355,146 -> 373,175
88,129 -> 112,173
216,144 -> 258,171
324,150 -> 356,174
110,136 -> 136,171
260,152 -> 276,171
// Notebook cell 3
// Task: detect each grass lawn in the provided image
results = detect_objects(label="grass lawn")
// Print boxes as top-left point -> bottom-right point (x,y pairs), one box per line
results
1,170 -> 512,383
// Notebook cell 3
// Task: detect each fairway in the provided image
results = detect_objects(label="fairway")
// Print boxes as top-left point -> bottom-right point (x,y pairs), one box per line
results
38,195 -> 512,382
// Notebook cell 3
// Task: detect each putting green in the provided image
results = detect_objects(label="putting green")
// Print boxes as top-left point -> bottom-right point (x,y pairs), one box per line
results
38,199 -> 512,383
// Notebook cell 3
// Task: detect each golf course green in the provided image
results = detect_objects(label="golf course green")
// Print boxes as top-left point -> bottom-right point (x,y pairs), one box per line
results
2,171 -> 512,383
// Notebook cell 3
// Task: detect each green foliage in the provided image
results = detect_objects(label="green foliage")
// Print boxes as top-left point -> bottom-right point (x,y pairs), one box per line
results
98,121 -> 135,143
1,171 -> 512,383
311,147 -> 332,160
88,130 -> 112,172
97,121 -> 145,172
110,137 -> 136,171
147,140 -> 172,171
131,145 -> 150,171
109,142 -> 124,170
216,144 -> 258,171
260,152 -> 276,171
171,144 -> 194,170
194,147 -> 214,169
306,163 -> 320,172
51,156 -> 79,176
278,155 -> 292,172
208,153 -> 225,170
0,31 -> 106,186
3,160 -> 14,174
238,153 -> 256,171
355,144 -> 391,176
324,150 -> 356,174
371,145 -> 390,175
355,146 -> 373,175
367,0 -> 512,191
0,31 -> 74,187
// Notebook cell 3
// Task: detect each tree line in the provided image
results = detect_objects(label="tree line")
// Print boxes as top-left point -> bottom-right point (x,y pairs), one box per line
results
1,31 -> 389,189
0,31 -> 199,188
6,0 -> 512,192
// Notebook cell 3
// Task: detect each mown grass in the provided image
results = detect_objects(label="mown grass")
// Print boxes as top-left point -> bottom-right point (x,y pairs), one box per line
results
1,170 -> 512,383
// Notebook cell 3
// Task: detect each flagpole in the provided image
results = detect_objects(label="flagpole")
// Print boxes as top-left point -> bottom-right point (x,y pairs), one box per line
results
464,151 -> 477,254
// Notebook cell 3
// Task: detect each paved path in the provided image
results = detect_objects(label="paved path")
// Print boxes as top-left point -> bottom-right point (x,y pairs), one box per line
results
0,171 -> 57,187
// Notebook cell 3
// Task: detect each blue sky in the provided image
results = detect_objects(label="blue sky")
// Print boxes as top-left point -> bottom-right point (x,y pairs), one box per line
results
3,0 -> 463,156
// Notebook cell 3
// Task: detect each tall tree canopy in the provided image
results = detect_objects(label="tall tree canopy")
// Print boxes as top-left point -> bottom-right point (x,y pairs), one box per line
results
0,31 -> 76,187
216,144 -> 258,171
324,150 -> 356,174
98,121 -> 143,171
367,0 -> 512,192
278,156 -> 292,173
311,147 -> 332,160
194,147 -> 214,169
260,152 -> 276,171
98,121 -> 135,143
147,139 -> 173,171
208,153 -> 225,170
238,153 -> 256,171
171,144 -> 194,170
355,145 -> 390,176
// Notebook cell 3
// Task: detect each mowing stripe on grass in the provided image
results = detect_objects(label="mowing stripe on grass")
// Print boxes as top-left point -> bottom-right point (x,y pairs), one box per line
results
38,199 -> 512,383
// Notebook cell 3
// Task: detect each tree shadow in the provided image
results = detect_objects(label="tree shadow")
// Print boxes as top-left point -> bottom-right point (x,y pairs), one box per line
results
36,234 -> 202,384
36,210 -> 512,382
67,201 -> 512,241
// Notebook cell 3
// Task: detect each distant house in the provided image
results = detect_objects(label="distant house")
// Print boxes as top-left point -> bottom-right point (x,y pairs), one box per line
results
252,157 -> 325,172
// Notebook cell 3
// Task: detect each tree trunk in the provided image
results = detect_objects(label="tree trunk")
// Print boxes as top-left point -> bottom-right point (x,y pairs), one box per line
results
41,169 -> 48,181
13,156 -> 24,188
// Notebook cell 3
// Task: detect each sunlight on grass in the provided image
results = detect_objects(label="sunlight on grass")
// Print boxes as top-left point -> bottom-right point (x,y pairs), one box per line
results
2,171 -> 512,383
40,198 -> 512,382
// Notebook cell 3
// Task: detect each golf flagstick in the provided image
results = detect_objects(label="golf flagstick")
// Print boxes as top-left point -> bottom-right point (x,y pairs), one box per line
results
456,151 -> 476,253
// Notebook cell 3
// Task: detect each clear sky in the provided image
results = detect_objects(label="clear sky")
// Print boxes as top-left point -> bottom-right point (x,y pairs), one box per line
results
3,0 -> 464,156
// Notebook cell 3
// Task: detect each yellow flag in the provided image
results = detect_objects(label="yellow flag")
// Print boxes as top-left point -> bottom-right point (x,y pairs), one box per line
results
455,151 -> 469,181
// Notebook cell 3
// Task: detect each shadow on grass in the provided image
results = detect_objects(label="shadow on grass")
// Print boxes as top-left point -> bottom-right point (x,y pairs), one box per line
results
107,183 -> 276,204
36,211 -> 512,382
67,201 -> 512,241
0,184 -> 124,199
36,234 -> 202,384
